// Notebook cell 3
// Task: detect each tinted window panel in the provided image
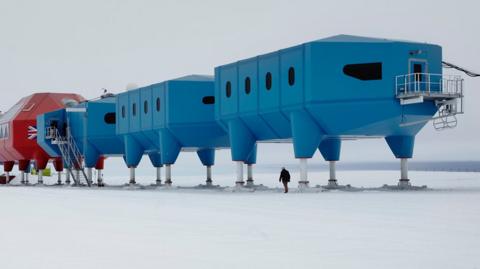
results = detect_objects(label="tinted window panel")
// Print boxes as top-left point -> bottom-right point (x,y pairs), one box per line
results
202,96 -> 215,104
245,77 -> 251,94
343,62 -> 382,81
156,98 -> 160,111
288,67 -> 295,86
265,72 -> 272,90
104,113 -> 116,124
226,81 -> 232,97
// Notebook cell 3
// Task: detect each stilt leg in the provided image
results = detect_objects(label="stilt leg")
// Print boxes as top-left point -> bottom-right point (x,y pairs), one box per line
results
65,169 -> 71,185
97,169 -> 104,187
75,170 -> 80,185
129,167 -> 136,185
246,164 -> 253,187
57,171 -> 62,185
5,172 -> 10,184
38,170 -> 44,185
87,168 -> 93,185
25,173 -> 29,185
165,165 -> 172,186
298,158 -> 309,188
156,167 -> 162,185
206,165 -> 212,186
327,161 -> 338,187
398,158 -> 410,187
20,171 -> 25,185
235,161 -> 244,187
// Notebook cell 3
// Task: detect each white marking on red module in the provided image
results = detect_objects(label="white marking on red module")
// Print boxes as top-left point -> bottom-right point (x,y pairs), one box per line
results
27,126 -> 37,140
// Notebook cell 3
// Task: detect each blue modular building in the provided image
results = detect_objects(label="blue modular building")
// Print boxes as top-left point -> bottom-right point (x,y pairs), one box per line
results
116,75 -> 233,186
214,35 -> 463,188
34,34 -> 465,189
37,96 -> 123,185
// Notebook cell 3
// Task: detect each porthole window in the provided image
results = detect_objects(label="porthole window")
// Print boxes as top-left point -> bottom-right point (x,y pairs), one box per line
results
121,106 -> 125,118
245,77 -> 251,94
132,103 -> 136,116
288,67 -> 295,86
202,96 -> 215,104
156,98 -> 160,111
104,113 -> 116,124
144,100 -> 148,114
265,72 -> 272,90
226,81 -> 232,98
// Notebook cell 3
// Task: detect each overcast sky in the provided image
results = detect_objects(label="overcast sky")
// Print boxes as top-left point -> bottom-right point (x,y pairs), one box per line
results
0,0 -> 479,171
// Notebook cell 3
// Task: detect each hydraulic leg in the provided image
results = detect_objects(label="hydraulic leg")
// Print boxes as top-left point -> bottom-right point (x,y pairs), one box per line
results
155,167 -> 161,185
235,161 -> 244,187
298,158 -> 309,188
327,161 -> 338,187
3,161 -> 14,185
398,158 -> 411,187
246,164 -> 253,187
65,169 -> 71,185
37,170 -> 44,185
87,168 -> 93,185
18,160 -> 30,185
129,167 -> 136,185
206,165 -> 212,186
165,165 -> 172,186
97,169 -> 104,187
75,169 -> 80,185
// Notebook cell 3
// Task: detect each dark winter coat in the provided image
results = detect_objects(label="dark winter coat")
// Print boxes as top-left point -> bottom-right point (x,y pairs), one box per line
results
279,169 -> 290,183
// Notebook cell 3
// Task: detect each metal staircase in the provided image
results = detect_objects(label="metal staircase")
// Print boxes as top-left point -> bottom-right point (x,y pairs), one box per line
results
395,73 -> 464,130
46,127 -> 91,186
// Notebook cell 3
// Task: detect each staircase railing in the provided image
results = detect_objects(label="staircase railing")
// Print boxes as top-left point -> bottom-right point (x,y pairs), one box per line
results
49,127 -> 91,186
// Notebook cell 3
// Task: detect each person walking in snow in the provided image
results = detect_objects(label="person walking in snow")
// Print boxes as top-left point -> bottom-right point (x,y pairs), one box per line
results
279,167 -> 290,193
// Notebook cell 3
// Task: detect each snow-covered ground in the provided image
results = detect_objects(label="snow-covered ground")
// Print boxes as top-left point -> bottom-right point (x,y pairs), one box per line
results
0,170 -> 479,269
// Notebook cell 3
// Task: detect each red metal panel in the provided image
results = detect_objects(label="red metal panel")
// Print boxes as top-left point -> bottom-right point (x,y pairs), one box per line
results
0,93 -> 85,167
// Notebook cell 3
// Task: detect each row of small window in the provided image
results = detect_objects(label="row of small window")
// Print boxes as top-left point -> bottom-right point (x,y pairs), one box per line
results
224,62 -> 382,97
120,96 -> 215,118
0,124 -> 9,139
225,67 -> 296,98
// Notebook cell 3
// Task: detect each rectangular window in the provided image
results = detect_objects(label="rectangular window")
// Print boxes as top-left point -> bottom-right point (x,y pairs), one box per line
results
343,62 -> 382,81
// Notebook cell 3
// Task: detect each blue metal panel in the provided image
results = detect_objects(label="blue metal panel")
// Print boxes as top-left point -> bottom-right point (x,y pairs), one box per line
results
36,109 -> 65,157
280,45 -> 304,110
151,82 -> 165,129
238,58 -> 258,113
116,93 -> 129,135
215,35 -> 445,161
218,64 -> 238,117
166,80 -> 216,125
128,90 -> 141,132
258,52 -> 280,112
165,78 -> 229,148
140,86 -> 153,130
85,99 -> 124,157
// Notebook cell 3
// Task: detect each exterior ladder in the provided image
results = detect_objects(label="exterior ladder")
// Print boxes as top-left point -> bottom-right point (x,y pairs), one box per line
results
50,128 -> 91,187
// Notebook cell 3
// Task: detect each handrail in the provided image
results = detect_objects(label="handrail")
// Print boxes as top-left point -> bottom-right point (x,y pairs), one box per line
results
49,127 -> 90,186
395,73 -> 463,97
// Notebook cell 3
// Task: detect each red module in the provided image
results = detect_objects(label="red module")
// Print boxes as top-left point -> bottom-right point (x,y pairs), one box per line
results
0,93 -> 84,175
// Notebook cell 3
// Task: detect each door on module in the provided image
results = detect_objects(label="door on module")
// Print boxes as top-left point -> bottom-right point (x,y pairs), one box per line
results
409,59 -> 428,92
